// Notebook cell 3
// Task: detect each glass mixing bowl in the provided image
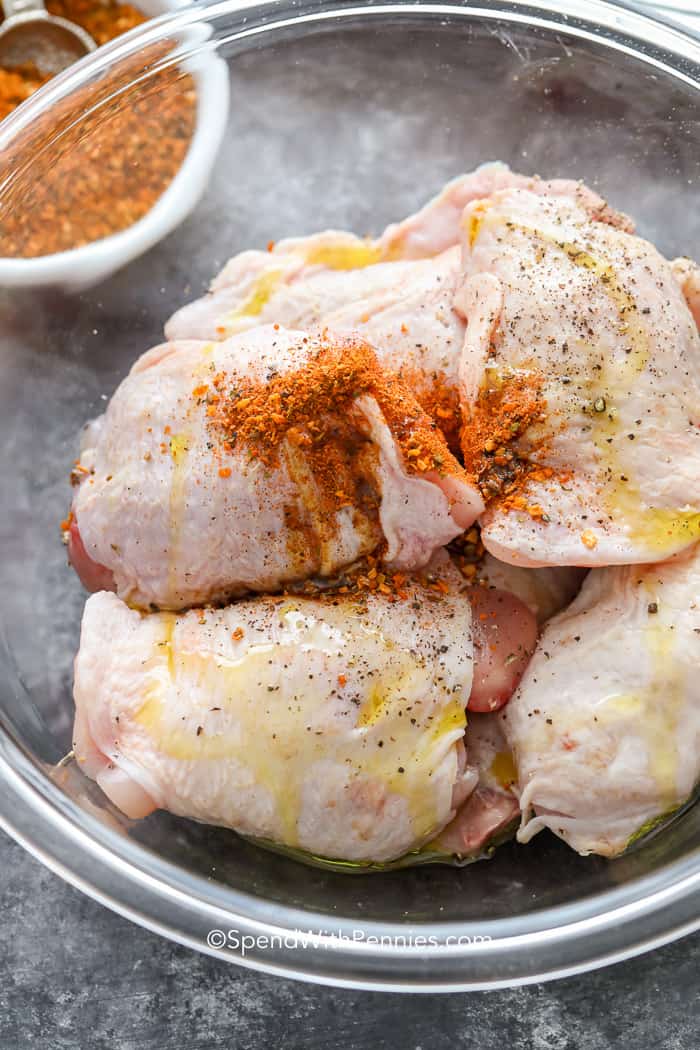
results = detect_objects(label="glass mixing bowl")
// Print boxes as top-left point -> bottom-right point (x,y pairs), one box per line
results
0,0 -> 699,991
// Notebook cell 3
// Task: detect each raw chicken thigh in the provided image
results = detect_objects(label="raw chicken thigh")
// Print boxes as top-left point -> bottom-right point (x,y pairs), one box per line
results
166,162 -> 629,342
164,240 -> 455,344
502,543 -> 700,856
436,712 -> 519,856
163,163 -> 535,343
170,246 -> 468,448
164,166 -> 627,451
74,592 -> 471,862
162,170 -> 508,451
69,326 -> 481,609
73,554 -> 540,863
64,158 -> 700,874
459,187 -> 700,567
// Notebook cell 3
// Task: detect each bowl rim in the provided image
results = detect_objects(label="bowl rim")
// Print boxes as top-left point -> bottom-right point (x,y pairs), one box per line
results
1,0 -> 700,991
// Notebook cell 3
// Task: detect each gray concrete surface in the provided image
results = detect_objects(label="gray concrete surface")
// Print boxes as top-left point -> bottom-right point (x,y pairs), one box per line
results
1,829 -> 698,1049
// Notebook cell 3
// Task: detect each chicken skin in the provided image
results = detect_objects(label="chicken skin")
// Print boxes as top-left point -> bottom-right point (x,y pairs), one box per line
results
459,188 -> 700,567
69,326 -> 482,610
163,163 -> 536,343
73,554 -> 539,863
165,162 -> 628,342
64,162 -> 700,873
164,166 -> 627,451
672,256 -> 700,331
502,544 -> 700,856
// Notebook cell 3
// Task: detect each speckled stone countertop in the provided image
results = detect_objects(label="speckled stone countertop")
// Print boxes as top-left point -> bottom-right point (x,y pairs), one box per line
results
1,830 -> 698,1049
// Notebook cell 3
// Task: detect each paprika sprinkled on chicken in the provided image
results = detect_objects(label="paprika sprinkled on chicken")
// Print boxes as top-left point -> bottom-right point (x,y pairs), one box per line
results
63,162 -> 700,871
164,164 -> 631,453
68,327 -> 482,610
458,187 -> 700,567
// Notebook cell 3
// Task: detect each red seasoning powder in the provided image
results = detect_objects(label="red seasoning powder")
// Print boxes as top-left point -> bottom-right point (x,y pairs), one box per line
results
0,38 -> 196,257
200,333 -> 470,517
0,0 -> 147,120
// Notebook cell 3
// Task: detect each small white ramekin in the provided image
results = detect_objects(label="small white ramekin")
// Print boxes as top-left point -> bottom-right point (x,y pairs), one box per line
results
0,0 -> 229,290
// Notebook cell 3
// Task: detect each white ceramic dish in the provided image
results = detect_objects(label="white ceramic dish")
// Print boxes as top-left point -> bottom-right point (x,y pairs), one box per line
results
0,0 -> 230,290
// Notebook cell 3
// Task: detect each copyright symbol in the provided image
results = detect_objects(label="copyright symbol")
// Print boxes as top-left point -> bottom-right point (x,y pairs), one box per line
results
207,929 -> 227,949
